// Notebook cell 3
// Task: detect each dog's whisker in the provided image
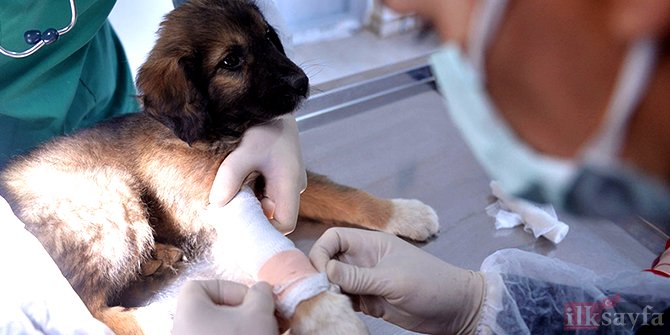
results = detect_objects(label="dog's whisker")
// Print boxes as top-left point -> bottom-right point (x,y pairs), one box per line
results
298,59 -> 328,71
302,66 -> 326,76
306,69 -> 326,81
297,58 -> 324,66
299,64 -> 328,82
298,60 -> 335,82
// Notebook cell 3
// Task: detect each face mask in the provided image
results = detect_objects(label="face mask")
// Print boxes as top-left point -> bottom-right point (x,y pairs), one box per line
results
429,41 -> 670,224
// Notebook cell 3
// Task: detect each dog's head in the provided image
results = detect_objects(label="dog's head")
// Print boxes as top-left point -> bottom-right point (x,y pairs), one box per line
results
137,0 -> 308,144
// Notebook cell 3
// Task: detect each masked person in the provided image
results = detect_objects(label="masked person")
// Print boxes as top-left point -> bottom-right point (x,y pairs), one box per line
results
305,0 -> 670,334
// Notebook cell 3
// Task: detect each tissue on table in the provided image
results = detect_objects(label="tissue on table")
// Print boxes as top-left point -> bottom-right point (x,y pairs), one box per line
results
486,181 -> 569,244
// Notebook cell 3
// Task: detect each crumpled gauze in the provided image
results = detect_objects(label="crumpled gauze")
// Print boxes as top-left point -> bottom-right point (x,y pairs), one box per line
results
486,181 -> 569,244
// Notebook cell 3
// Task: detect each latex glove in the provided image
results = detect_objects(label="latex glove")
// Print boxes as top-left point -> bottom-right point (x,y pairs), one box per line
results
173,280 -> 278,335
309,228 -> 486,335
209,115 -> 307,234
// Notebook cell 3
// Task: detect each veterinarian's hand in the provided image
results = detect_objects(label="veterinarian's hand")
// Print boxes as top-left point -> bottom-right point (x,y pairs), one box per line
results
210,115 -> 307,234
309,228 -> 486,335
173,280 -> 279,335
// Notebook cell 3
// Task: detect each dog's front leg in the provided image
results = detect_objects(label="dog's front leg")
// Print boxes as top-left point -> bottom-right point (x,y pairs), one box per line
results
299,172 -> 440,241
206,187 -> 368,334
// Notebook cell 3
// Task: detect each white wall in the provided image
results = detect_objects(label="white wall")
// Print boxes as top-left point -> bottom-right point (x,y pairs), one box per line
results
108,1 -> 173,80
275,0 -> 372,44
276,1 -> 348,29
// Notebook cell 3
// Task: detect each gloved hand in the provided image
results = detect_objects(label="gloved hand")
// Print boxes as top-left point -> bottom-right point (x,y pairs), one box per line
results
309,228 -> 486,335
172,280 -> 279,335
209,115 -> 307,234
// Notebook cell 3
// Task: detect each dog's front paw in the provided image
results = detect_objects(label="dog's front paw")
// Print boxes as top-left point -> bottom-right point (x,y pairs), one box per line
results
383,199 -> 439,241
291,290 -> 368,335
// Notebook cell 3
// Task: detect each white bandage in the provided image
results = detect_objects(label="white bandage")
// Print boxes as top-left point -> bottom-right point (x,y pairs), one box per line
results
208,187 -> 295,275
207,187 -> 328,317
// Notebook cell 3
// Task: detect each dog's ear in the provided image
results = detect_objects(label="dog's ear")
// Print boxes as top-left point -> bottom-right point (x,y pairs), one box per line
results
265,24 -> 286,56
137,53 -> 208,145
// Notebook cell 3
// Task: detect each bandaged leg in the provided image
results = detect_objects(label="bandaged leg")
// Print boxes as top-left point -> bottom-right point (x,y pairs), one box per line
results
207,187 -> 329,318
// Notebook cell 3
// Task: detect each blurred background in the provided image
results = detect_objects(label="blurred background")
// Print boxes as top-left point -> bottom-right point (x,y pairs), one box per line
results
108,0 -> 440,86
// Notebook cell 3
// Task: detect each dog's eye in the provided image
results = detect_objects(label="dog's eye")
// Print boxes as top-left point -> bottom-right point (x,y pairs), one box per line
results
219,52 -> 244,71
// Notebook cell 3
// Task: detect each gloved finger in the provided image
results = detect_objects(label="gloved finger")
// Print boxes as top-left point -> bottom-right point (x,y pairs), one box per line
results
209,152 -> 258,207
260,197 -> 276,220
325,260 -> 384,296
192,280 -> 249,306
242,282 -> 276,314
308,228 -> 373,272
260,155 -> 306,234
173,282 -> 228,335
309,228 -> 348,272
176,281 -> 213,312
262,187 -> 300,235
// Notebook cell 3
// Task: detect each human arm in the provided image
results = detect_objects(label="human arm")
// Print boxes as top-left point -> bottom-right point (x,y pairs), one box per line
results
172,280 -> 279,335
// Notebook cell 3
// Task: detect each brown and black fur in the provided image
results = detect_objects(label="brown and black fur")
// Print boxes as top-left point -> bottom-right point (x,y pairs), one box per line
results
0,0 -> 438,334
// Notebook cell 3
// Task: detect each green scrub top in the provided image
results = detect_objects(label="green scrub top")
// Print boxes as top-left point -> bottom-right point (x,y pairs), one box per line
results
0,0 -> 139,168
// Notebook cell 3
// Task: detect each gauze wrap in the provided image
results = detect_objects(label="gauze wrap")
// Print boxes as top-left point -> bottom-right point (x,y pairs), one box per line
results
206,186 -> 328,317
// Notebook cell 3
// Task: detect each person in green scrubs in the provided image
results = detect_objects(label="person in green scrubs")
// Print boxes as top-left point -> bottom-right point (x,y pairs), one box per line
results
0,0 -> 137,168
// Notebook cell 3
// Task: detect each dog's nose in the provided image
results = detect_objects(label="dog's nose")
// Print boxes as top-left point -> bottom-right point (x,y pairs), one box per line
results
286,74 -> 309,96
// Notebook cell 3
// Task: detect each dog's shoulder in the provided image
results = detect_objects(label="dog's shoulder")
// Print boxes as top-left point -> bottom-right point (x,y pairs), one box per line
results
86,112 -> 161,136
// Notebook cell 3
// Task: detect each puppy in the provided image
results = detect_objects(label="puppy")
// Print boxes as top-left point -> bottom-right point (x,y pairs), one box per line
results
0,0 -> 439,334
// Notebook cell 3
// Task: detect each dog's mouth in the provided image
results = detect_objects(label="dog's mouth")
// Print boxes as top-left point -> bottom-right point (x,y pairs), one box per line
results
212,90 -> 307,137
261,72 -> 310,115
276,91 -> 309,114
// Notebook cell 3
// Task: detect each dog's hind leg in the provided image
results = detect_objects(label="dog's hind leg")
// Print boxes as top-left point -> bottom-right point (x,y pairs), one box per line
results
97,303 -> 175,335
97,307 -> 145,335
2,165 -> 155,334
299,172 -> 439,241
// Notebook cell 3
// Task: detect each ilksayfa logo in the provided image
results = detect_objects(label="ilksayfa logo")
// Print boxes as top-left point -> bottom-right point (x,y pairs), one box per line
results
564,295 -> 664,330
